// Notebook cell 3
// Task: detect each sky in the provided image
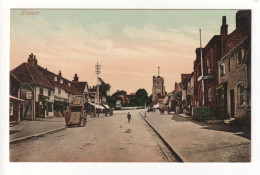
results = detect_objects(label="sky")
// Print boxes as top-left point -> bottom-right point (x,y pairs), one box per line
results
10,9 -> 237,95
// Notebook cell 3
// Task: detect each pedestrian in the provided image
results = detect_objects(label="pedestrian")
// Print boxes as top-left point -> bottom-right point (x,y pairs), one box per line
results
127,112 -> 131,123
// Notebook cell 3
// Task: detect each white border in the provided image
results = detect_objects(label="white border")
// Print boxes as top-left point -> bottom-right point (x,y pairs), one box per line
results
1,0 -> 260,175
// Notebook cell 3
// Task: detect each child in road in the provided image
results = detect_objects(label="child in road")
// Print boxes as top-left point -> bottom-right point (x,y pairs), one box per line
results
127,112 -> 131,123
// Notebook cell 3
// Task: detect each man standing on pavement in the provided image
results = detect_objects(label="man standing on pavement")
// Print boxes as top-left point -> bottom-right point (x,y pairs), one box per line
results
127,112 -> 131,123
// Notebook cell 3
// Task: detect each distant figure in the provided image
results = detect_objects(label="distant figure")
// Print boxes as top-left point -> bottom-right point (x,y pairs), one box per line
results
127,112 -> 131,123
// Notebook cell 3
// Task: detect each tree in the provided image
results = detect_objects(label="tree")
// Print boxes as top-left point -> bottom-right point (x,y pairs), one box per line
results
98,77 -> 111,96
135,89 -> 149,106
107,90 -> 127,108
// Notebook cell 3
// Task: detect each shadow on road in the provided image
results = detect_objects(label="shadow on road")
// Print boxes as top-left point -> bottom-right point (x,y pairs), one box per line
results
171,114 -> 251,140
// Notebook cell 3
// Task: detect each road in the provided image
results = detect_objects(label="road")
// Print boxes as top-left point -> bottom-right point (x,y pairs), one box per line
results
10,109 -> 177,162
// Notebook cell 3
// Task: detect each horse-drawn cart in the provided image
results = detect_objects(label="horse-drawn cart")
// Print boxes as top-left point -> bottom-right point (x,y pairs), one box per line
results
65,95 -> 87,127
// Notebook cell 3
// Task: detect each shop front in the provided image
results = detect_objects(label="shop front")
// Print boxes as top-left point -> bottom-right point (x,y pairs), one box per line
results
36,95 -> 53,118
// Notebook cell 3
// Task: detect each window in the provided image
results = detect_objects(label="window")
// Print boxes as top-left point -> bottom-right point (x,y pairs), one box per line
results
58,88 -> 61,94
68,82 -> 71,87
207,58 -> 211,74
48,89 -> 51,96
10,102 -> 13,115
237,83 -> 245,106
40,87 -> 43,95
60,79 -> 63,84
237,49 -> 244,66
208,88 -> 211,102
54,76 -> 57,81
220,63 -> 225,77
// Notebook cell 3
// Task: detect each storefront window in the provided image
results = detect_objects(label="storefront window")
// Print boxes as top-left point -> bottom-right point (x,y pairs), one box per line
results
219,88 -> 225,107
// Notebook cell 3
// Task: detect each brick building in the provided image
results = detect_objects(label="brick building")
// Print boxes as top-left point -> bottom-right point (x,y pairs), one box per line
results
216,37 -> 251,120
193,10 -> 251,119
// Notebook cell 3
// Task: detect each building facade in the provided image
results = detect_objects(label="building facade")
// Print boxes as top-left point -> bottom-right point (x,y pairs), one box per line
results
193,10 -> 251,120
216,37 -> 250,120
10,53 -> 88,120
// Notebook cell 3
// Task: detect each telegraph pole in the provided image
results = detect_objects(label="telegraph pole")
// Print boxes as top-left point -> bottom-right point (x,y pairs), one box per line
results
200,29 -> 205,106
95,62 -> 101,105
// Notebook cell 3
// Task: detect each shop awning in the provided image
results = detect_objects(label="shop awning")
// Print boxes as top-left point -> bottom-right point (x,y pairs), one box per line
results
10,95 -> 25,102
103,104 -> 110,109
88,102 -> 105,109
153,103 -> 159,108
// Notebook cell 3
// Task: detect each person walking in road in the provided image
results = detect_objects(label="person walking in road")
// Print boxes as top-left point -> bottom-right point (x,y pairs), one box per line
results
127,112 -> 131,123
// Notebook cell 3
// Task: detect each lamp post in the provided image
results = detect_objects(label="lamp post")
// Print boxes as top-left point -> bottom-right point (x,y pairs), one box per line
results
199,29 -> 205,106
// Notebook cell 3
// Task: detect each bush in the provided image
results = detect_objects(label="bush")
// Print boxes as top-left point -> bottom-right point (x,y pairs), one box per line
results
193,106 -> 213,120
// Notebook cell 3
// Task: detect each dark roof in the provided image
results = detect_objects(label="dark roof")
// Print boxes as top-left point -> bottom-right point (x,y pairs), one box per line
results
73,82 -> 87,94
39,68 -> 80,95
11,62 -> 87,94
11,63 -> 55,90
181,73 -> 193,89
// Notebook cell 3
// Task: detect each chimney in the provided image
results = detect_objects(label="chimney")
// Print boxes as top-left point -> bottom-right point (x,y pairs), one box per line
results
27,53 -> 38,66
236,10 -> 251,33
221,16 -> 228,57
73,73 -> 79,82
59,70 -> 62,77
221,16 -> 228,36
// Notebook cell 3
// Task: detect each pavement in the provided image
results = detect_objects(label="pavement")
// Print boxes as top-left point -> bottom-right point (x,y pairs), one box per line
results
9,115 -> 99,143
142,110 -> 251,162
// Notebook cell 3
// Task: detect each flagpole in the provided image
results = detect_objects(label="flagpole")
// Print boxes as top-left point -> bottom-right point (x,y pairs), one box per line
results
200,29 -> 205,106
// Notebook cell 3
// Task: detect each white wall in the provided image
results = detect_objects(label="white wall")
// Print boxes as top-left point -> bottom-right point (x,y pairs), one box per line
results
54,86 -> 69,99
35,86 -> 54,103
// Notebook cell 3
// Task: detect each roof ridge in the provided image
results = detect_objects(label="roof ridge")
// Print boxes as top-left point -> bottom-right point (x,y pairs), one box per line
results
25,63 -> 36,84
10,72 -> 21,83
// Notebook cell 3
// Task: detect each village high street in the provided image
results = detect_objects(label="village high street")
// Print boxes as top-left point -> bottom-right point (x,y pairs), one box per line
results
10,109 -> 250,162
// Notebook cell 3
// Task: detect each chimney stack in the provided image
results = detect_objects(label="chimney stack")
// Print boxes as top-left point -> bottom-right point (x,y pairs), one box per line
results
236,10 -> 251,33
27,53 -> 38,66
73,73 -> 79,82
221,16 -> 228,57
221,16 -> 228,37
59,70 -> 62,77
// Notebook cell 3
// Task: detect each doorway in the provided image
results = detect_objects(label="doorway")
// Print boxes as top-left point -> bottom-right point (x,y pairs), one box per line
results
230,89 -> 235,118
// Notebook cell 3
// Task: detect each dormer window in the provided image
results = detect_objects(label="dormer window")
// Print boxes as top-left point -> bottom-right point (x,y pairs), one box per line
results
68,82 -> 71,87
54,76 -> 57,82
60,79 -> 63,84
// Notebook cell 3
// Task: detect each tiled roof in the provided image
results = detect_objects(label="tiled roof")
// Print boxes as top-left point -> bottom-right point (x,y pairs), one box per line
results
11,62 -> 87,94
11,63 -> 55,90
73,82 -> 87,94
181,73 -> 192,89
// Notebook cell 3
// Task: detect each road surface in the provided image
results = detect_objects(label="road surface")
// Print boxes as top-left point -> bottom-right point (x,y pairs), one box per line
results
10,109 -> 177,162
